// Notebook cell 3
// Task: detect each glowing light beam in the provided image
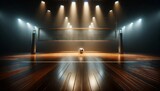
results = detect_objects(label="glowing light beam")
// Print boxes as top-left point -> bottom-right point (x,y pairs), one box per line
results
69,1 -> 78,27
82,1 -> 90,27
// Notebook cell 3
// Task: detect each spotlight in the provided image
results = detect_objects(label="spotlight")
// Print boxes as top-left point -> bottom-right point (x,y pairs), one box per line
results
34,26 -> 38,30
138,18 -> 142,22
47,10 -> 51,13
18,18 -> 22,22
65,17 -> 68,20
91,22 -> 94,27
41,1 -> 45,4
72,1 -> 76,5
122,26 -> 126,30
67,22 -> 71,28
84,1 -> 88,5
115,1 -> 119,4
135,18 -> 143,28
70,25 -> 72,28
109,10 -> 113,13
96,5 -> 99,8
60,5 -> 64,8
26,22 -> 30,26
119,29 -> 122,33
17,18 -> 25,27
92,17 -> 95,20
128,22 -> 133,29
26,22 -> 33,29
130,22 -> 133,26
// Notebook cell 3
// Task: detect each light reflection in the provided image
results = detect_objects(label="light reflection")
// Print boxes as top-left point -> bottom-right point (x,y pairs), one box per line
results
57,58 -> 69,79
89,74 -> 98,91
87,57 -> 104,90
55,56 -> 106,90
68,74 -> 75,90
78,54 -> 84,61
118,54 -> 121,64
30,54 -> 37,64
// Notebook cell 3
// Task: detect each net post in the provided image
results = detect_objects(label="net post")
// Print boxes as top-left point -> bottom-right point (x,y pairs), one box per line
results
31,30 -> 36,54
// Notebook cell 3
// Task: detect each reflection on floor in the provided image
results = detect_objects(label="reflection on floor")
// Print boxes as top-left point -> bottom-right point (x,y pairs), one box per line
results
0,53 -> 160,91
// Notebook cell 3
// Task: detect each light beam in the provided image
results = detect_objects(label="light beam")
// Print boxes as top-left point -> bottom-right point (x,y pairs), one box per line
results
82,1 -> 91,27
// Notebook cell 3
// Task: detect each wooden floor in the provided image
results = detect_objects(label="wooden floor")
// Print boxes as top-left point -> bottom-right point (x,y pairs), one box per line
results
0,53 -> 160,91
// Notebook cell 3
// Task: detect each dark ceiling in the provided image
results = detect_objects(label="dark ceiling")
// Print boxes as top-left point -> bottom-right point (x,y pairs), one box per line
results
0,0 -> 159,27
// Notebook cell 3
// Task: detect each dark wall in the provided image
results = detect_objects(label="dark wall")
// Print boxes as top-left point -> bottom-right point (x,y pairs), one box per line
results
122,12 -> 160,55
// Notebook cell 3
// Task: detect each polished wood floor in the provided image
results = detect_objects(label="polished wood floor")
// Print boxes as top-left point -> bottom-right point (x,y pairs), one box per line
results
0,53 -> 160,91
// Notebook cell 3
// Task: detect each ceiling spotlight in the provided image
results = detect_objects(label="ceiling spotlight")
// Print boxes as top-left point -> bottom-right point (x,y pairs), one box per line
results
72,1 -> 76,4
60,5 -> 64,8
26,23 -> 31,27
96,5 -> 99,8
122,26 -> 126,30
41,1 -> 45,4
109,10 -> 113,13
115,1 -> 119,4
138,18 -> 142,22
92,17 -> 95,20
34,26 -> 38,30
65,17 -> 68,20
18,18 -> 22,22
130,22 -> 133,26
84,1 -> 88,5
47,10 -> 51,12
